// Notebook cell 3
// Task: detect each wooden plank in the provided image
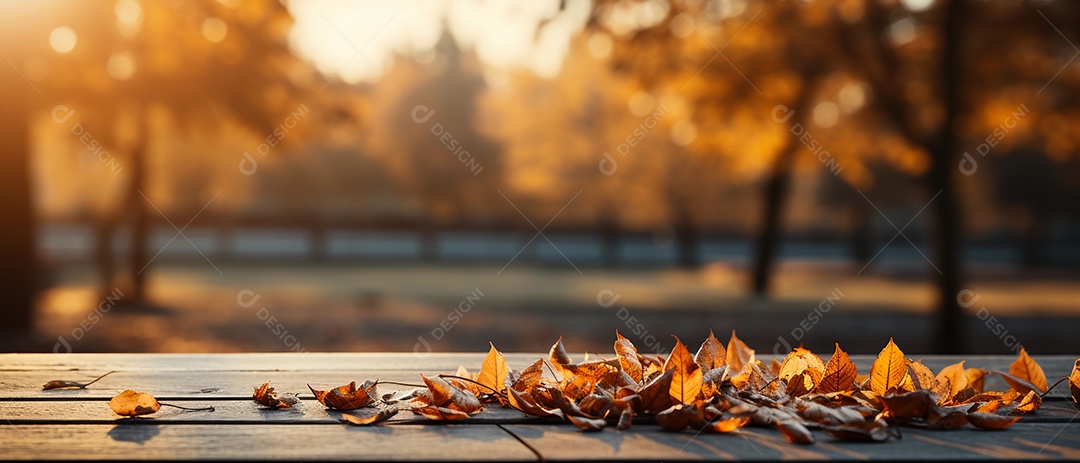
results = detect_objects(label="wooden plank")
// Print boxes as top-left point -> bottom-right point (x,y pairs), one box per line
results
503,422 -> 1080,461
0,399 -> 552,425
0,424 -> 539,461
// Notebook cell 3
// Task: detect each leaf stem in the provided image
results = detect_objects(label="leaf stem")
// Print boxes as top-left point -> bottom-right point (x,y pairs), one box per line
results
159,402 -> 215,412
378,381 -> 426,389
437,374 -> 505,397
1041,377 -> 1069,398
81,371 -> 116,388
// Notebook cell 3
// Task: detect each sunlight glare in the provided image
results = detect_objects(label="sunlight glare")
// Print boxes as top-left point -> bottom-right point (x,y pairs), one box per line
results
49,27 -> 77,54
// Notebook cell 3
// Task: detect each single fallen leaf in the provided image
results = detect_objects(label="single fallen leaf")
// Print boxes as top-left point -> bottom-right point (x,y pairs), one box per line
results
710,415 -> 750,433
881,390 -> 936,421
419,374 -> 482,414
822,419 -> 896,442
967,412 -> 1021,430
992,371 -> 1046,396
694,329 -> 727,372
1070,359 -> 1080,404
42,371 -> 116,391
308,381 -> 378,410
666,337 -> 702,404
935,361 -> 968,402
634,369 -> 676,414
870,338 -> 907,395
478,342 -> 509,394
779,347 -> 825,396
1009,346 -> 1048,393
567,413 -> 606,431
795,400 -> 866,425
655,403 -> 706,432
342,407 -> 399,426
507,387 -> 563,418
615,331 -> 644,384
1014,390 -> 1042,414
907,361 -> 936,391
965,368 -> 988,393
726,330 -> 755,375
253,382 -> 299,409
926,404 -> 969,430
108,390 -> 161,417
776,418 -> 815,444
814,344 -> 857,394
548,338 -> 619,385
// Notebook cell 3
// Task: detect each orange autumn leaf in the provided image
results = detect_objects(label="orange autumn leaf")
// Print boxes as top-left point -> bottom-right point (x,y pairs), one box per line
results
869,338 -> 907,395
725,330 -> 755,375
814,343 -> 857,394
1070,359 -> 1080,404
108,390 -> 161,417
779,347 -> 825,396
935,361 -> 969,402
664,336 -> 702,404
548,337 -> 619,384
694,329 -> 726,372
615,331 -> 644,384
1009,346 -> 1048,393
253,382 -> 299,409
967,412 -> 1021,430
710,415 -> 750,433
308,381 -> 378,410
477,342 -> 509,394
418,374 -> 482,415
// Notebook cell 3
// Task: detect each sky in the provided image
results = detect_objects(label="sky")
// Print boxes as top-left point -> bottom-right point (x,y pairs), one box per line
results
285,0 -> 594,82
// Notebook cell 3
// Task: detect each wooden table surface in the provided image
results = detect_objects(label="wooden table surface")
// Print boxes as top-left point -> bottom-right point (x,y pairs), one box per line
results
2,353 -> 1078,461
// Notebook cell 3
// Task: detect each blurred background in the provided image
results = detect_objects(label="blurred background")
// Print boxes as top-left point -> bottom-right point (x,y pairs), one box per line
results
1,0 -> 1078,356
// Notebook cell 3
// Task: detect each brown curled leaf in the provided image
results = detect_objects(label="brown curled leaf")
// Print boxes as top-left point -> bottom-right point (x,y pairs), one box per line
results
776,419 -> 815,445
309,381 -> 378,410
42,371 -> 116,390
967,412 -> 1021,430
253,382 -> 299,409
567,413 -> 606,432
342,407 -> 399,426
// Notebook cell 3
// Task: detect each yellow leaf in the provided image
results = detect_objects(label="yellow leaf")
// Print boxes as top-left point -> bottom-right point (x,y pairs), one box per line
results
779,347 -> 825,396
725,330 -> 754,374
478,342 -> 509,394
666,336 -> 702,404
1009,346 -> 1048,393
108,390 -> 161,417
935,361 -> 969,402
813,343 -> 857,394
869,338 -> 907,395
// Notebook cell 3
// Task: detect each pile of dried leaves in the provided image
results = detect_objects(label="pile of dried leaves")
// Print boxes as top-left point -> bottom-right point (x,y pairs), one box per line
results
42,332 -> 1080,445
258,332 -> 1079,445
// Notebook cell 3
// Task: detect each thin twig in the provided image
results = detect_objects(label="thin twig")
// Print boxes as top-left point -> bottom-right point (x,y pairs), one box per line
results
81,371 -> 116,387
159,403 -> 215,412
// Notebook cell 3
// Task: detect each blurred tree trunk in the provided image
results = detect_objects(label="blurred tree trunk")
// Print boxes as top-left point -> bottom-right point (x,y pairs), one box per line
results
96,212 -> 118,297
930,0 -> 965,353
598,209 -> 620,267
674,207 -> 699,269
126,108 -> 151,302
750,83 -> 816,296
0,74 -> 36,330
